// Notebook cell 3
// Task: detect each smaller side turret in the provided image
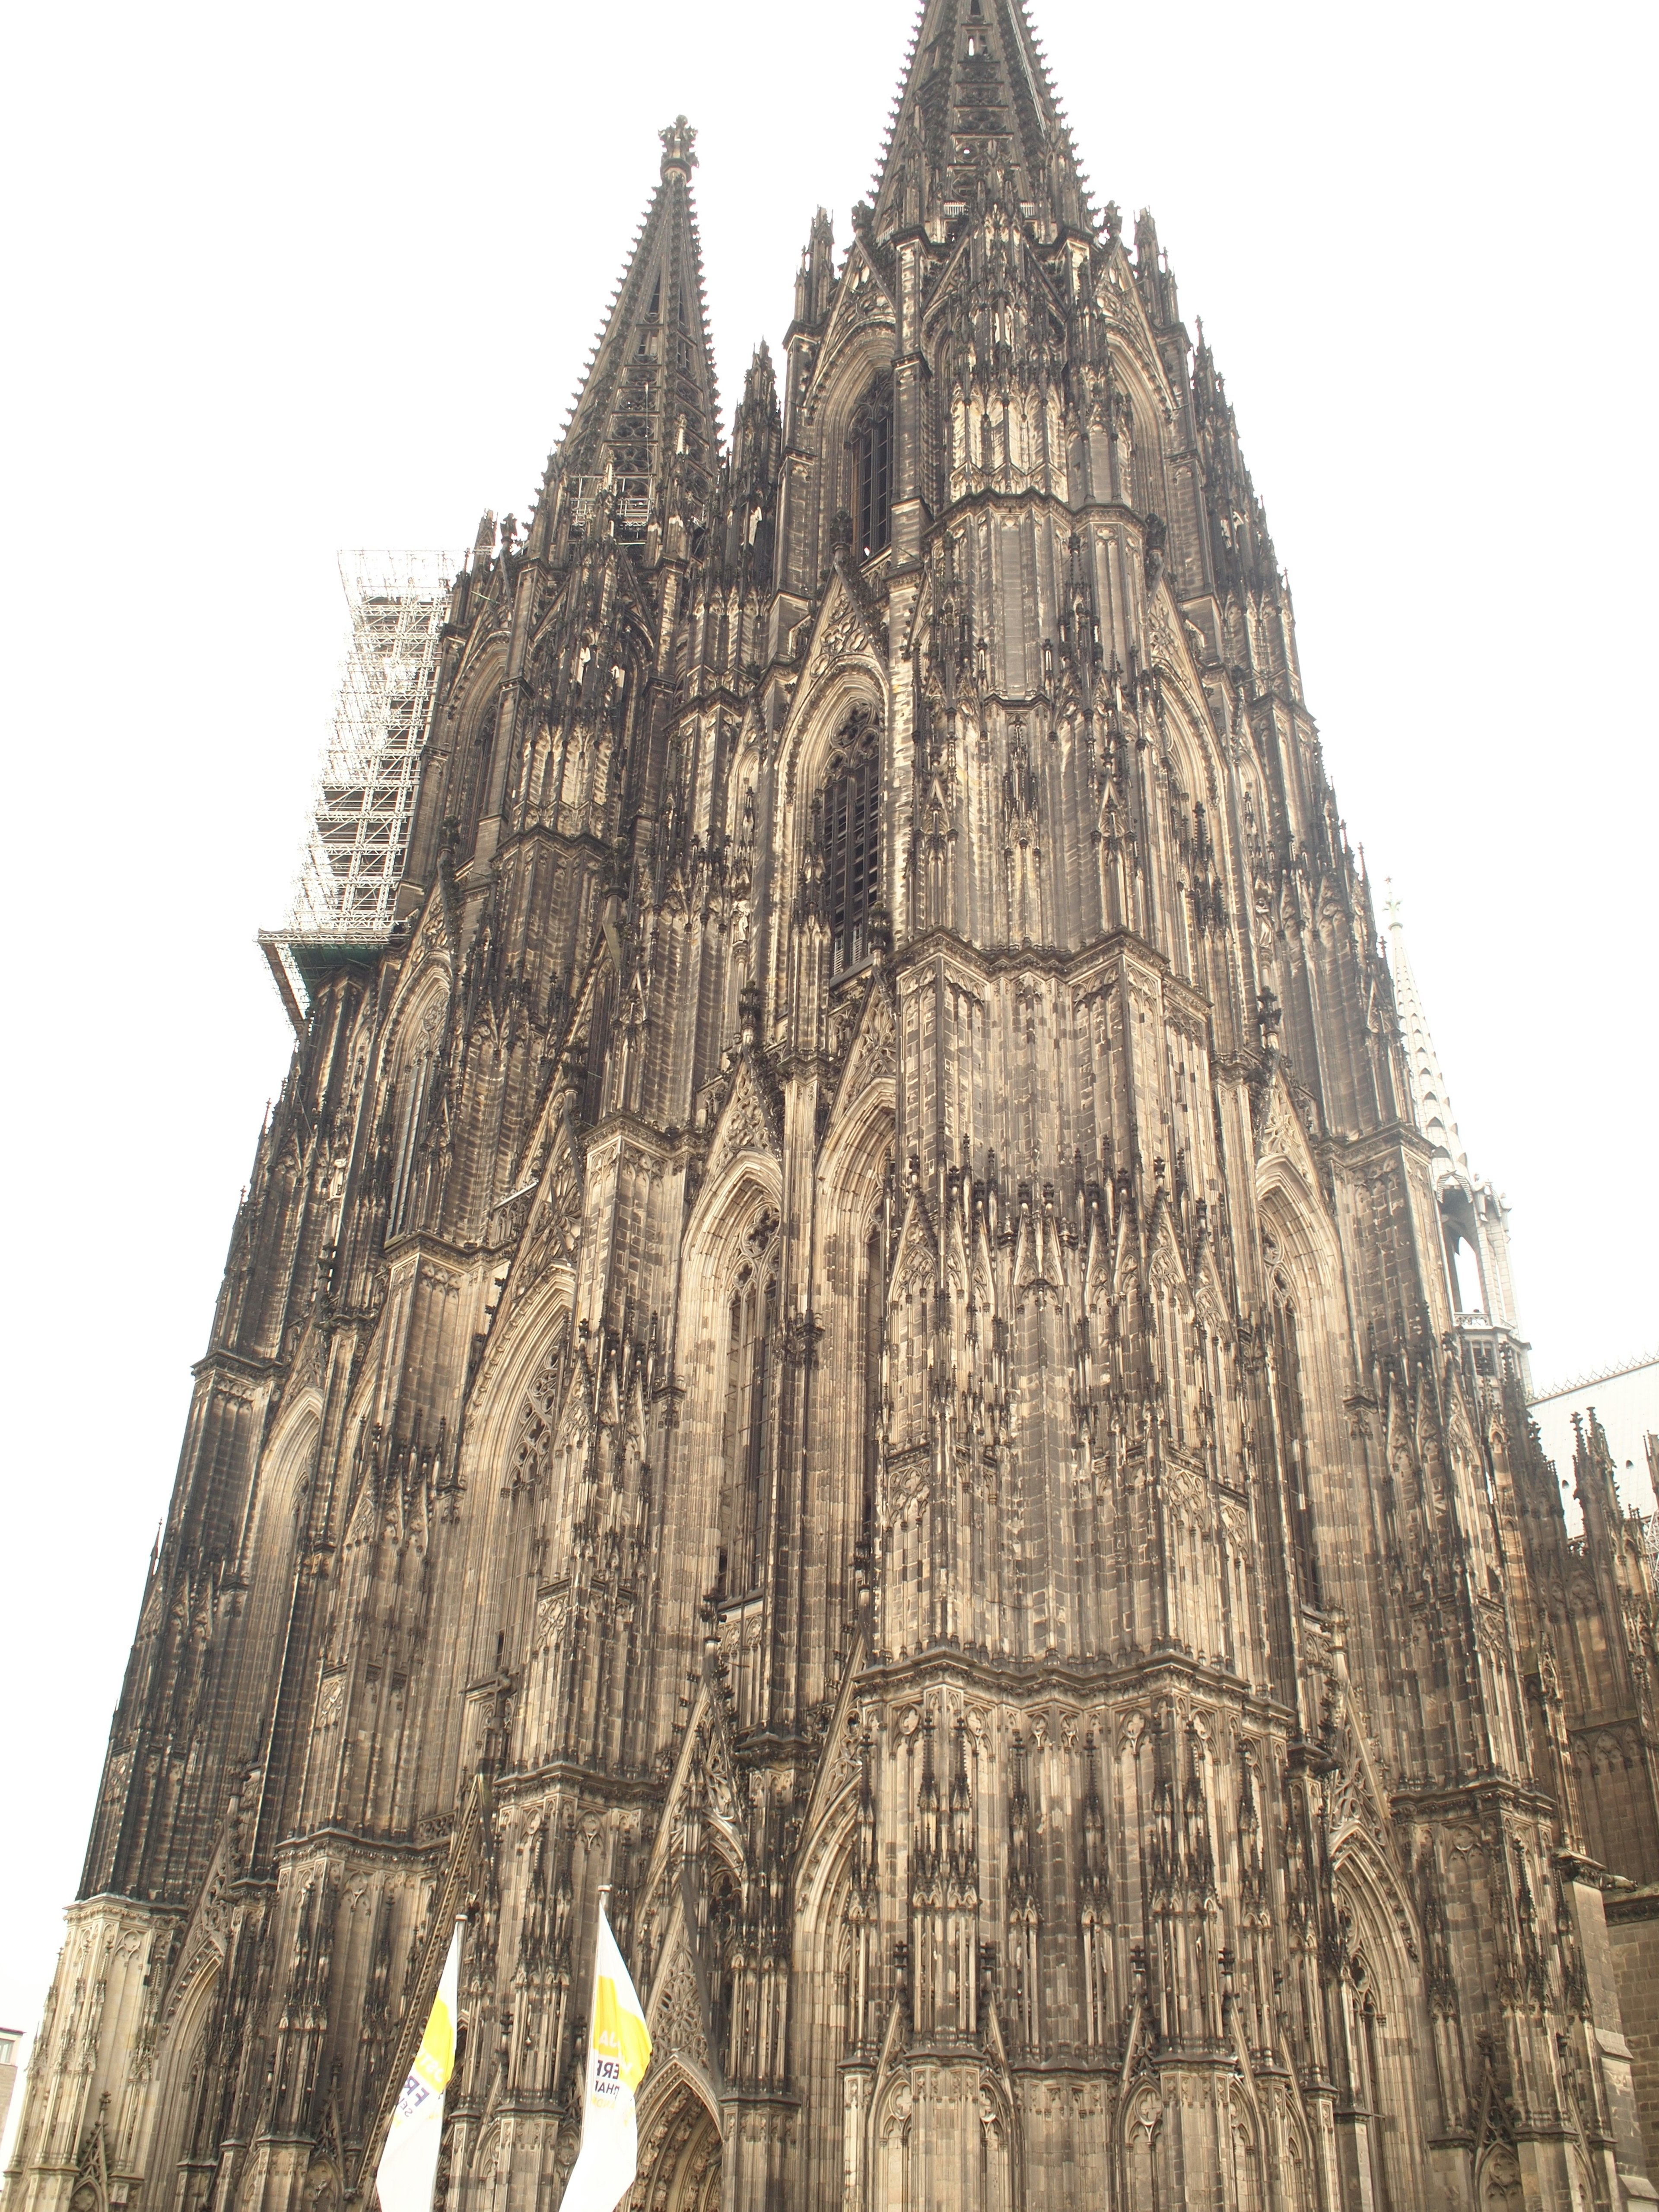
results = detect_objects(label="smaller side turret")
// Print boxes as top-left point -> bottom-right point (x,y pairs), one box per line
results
1191,321 -> 1281,599
1133,206 -> 1181,330
722,342 -> 782,587
1385,887 -> 1527,1381
793,206 -> 836,329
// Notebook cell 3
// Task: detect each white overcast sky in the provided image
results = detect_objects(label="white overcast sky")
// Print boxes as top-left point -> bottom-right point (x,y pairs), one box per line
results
1,0 -> 1654,2074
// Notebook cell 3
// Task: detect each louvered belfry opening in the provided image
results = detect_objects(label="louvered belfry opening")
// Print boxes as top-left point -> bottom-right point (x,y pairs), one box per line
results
855,404 -> 891,559
824,709 -> 882,975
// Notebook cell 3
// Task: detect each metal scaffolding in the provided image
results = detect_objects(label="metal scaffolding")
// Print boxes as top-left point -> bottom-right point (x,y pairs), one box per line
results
261,550 -> 462,1025
568,473 -> 655,537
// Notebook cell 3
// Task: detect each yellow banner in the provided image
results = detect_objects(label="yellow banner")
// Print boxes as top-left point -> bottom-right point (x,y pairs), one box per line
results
375,1923 -> 462,2212
557,1905 -> 652,2212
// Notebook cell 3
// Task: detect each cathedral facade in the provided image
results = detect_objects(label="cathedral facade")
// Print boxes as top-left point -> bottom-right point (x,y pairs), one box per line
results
12,7 -> 1659,2209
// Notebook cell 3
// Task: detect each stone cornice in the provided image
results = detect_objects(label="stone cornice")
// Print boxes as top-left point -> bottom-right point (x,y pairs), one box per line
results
490,1761 -> 664,1811
381,1227 -> 483,1270
1389,1775 -> 1557,1820
891,924 -> 1201,1006
1330,1120 -> 1435,1172
272,1826 -> 448,1866
857,1646 -> 1293,1724
67,1892 -> 184,1923
580,1110 -> 693,1170
191,1346 -> 281,1385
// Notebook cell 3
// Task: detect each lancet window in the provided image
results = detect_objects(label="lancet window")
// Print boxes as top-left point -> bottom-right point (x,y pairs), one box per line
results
1269,1269 -> 1321,1608
822,708 -> 883,976
861,1217 -> 885,1553
1440,1189 -> 1486,1319
852,381 -> 892,559
718,1224 -> 778,1597
388,1019 -> 440,1237
1349,1955 -> 1397,2212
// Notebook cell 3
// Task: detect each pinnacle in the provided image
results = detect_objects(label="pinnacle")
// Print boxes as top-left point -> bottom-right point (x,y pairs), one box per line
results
659,114 -> 697,179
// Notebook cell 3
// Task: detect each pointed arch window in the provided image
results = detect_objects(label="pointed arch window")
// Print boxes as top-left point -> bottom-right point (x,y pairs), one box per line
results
718,1227 -> 778,1598
1440,1189 -> 1486,1319
821,708 -> 883,976
388,1014 -> 442,1238
861,1214 -> 886,1555
1269,1268 -> 1321,1609
851,378 -> 893,559
1348,1954 -> 1398,2212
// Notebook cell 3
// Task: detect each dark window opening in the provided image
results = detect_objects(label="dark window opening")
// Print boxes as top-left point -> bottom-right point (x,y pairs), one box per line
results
1362,1994 -> 1395,2212
719,1260 -> 774,1596
823,712 -> 882,975
1274,1283 -> 1327,1610
862,1218 -> 885,1553
1271,1274 -> 1322,1609
1448,1232 -> 1482,1315
853,398 -> 892,559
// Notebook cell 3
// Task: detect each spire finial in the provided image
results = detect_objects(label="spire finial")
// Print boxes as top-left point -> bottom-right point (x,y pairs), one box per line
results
659,116 -> 697,179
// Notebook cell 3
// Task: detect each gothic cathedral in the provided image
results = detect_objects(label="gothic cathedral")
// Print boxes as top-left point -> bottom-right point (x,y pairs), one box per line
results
13,7 -> 1659,2210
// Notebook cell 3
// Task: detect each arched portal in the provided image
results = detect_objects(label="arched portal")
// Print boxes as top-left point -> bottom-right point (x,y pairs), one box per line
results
630,2070 -> 721,2212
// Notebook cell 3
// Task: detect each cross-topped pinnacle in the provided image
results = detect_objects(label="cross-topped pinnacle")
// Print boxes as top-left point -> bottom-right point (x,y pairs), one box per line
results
659,115 -> 697,178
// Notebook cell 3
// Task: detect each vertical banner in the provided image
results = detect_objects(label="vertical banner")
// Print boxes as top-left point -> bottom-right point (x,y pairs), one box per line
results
375,1921 -> 463,2212
557,1903 -> 653,2212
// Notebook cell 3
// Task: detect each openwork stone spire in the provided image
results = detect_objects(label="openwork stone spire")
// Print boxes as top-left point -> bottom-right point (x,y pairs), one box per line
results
553,117 -> 720,529
1385,883 -> 1470,1191
869,0 -> 1092,240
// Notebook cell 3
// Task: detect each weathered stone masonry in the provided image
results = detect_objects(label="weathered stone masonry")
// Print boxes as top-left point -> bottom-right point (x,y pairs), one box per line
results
11,8 -> 1659,2209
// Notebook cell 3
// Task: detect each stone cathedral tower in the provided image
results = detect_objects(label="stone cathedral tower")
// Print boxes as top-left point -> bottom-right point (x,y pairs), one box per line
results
13,9 -> 1659,2212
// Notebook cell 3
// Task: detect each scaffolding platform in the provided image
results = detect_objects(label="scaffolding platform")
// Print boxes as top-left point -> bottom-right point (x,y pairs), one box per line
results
261,549 -> 463,1027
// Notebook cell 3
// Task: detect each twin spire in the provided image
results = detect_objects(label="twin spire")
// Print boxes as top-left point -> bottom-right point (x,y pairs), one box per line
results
868,0 -> 1091,239
871,0 -> 1093,238
551,114 -> 720,532
549,1 -> 1092,515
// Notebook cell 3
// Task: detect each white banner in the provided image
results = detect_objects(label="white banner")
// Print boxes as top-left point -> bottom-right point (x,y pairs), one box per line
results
375,1922 -> 462,2212
556,1905 -> 653,2212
